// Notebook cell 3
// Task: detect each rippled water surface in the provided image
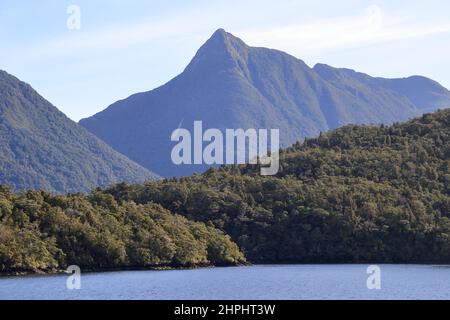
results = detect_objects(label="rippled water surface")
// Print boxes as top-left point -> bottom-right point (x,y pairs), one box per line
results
1,265 -> 449,300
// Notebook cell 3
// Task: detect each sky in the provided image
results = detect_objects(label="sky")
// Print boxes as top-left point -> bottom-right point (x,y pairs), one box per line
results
1,0 -> 450,121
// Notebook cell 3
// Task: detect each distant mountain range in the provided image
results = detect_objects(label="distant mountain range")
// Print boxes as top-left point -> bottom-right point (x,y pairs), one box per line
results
0,70 -> 158,193
80,29 -> 450,177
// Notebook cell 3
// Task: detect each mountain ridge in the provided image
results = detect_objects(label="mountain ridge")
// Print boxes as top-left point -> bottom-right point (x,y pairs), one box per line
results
80,28 -> 450,177
0,70 -> 158,193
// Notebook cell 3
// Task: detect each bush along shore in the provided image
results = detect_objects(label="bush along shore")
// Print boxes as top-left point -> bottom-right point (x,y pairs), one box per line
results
1,109 -> 450,274
0,186 -> 246,275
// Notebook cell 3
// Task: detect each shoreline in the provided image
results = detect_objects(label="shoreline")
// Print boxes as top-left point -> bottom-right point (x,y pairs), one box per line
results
2,262 -> 449,278
0,261 -> 250,278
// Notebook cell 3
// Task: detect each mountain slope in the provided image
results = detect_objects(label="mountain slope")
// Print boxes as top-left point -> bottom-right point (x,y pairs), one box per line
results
0,186 -> 245,273
80,29 -> 450,177
0,70 -> 158,193
102,109 -> 450,263
313,63 -> 450,113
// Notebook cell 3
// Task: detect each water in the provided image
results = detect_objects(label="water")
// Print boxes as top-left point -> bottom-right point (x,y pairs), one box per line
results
1,265 -> 449,300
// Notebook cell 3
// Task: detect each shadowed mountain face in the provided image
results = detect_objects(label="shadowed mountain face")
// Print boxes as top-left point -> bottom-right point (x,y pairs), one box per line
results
313,64 -> 450,114
80,29 -> 450,177
0,70 -> 158,193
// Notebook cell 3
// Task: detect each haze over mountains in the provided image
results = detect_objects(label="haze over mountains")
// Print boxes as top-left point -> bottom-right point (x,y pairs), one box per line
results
0,70 -> 157,193
80,29 -> 450,177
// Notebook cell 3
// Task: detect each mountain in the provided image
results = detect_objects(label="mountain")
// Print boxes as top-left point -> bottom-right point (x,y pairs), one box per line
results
313,64 -> 450,113
80,28 -> 450,177
0,70 -> 158,193
2,109 -> 449,270
102,109 -> 450,264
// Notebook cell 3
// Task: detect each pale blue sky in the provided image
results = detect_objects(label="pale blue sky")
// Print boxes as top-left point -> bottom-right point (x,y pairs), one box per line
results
1,0 -> 450,121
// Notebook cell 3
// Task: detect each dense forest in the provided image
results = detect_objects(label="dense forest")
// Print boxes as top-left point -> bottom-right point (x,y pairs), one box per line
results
0,109 -> 449,273
102,109 -> 450,264
0,186 -> 245,273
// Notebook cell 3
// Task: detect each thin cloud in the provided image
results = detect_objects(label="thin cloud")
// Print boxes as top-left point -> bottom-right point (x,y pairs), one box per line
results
11,16 -> 203,59
6,4 -> 450,63
238,5 -> 450,55
1,9 -> 225,64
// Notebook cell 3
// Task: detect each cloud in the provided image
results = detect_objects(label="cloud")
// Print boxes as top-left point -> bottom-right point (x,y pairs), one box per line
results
237,5 -> 450,55
1,9 -> 227,65
14,17 -> 202,59
6,4 -> 450,64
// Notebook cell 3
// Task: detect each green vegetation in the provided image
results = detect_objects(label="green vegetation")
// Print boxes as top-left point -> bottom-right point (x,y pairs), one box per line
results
0,70 -> 158,194
1,109 -> 449,273
0,185 -> 245,273
102,109 -> 450,264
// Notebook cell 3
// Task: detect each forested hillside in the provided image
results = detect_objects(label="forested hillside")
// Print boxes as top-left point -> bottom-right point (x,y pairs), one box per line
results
0,186 -> 244,273
102,109 -> 450,263
1,109 -> 449,274
0,70 -> 158,193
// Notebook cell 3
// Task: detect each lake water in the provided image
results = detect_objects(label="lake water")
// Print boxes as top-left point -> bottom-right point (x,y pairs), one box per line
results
1,265 -> 449,300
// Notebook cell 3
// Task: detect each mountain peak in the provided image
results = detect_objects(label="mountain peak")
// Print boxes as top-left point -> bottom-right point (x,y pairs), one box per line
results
202,28 -> 248,53
80,30 -> 450,178
185,29 -> 249,73
209,28 -> 242,43
210,28 -> 227,39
